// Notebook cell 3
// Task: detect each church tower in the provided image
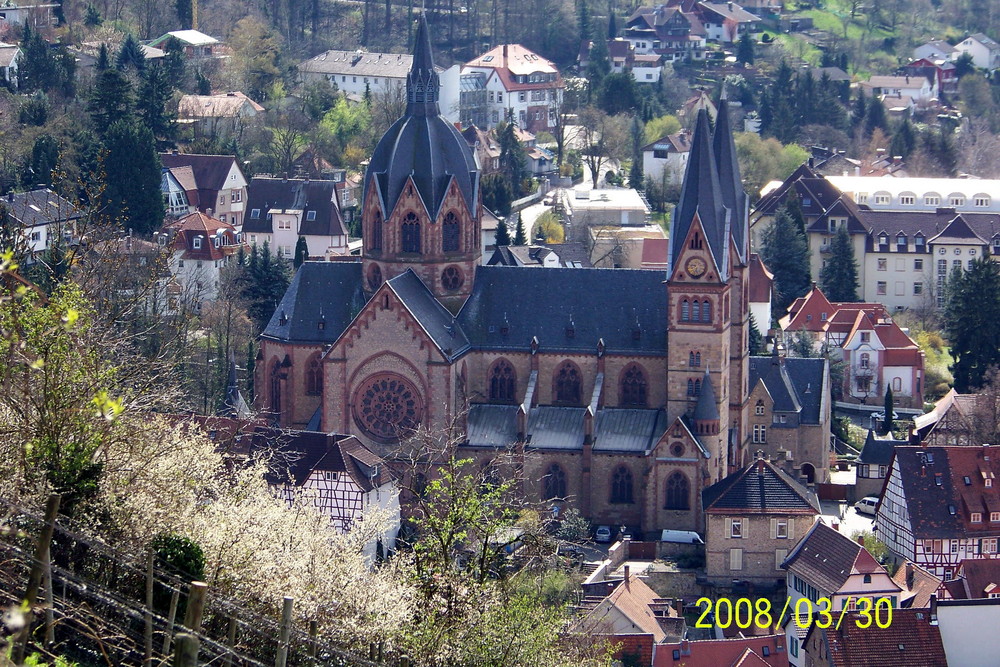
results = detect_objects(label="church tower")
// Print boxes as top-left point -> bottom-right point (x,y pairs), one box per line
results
666,109 -> 735,484
360,16 -> 481,312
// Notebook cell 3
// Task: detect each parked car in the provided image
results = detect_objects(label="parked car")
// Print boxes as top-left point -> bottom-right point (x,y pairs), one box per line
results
854,496 -> 879,516
595,525 -> 612,543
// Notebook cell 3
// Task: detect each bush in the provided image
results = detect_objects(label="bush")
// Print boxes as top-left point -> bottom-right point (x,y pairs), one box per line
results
673,551 -> 705,569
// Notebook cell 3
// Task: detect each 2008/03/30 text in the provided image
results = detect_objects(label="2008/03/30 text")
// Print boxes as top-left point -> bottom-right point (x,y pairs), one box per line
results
694,596 -> 894,630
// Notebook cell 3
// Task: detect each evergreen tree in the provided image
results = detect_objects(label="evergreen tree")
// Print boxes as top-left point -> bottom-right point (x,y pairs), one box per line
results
0,203 -> 30,267
513,213 -> 527,246
748,312 -> 764,355
494,218 -> 511,246
101,119 -> 164,234
796,71 -> 816,126
890,118 -> 916,159
89,68 -> 133,131
783,193 -> 806,237
819,225 -> 859,302
882,386 -> 894,436
864,96 -> 889,138
629,114 -> 645,188
84,4 -> 102,26
176,0 -> 194,30
764,62 -> 798,142
608,11 -> 617,39
96,43 -> 110,71
851,89 -> 867,128
481,172 -> 513,217
946,256 -> 1000,392
577,0 -> 591,43
116,34 -> 145,72
19,26 -> 69,94
27,134 -> 60,188
498,120 -> 525,198
162,37 -> 186,89
761,208 -> 811,313
137,62 -> 177,149
813,73 -> 847,130
599,72 -> 638,115
293,236 -> 309,268
586,36 -> 610,101
239,241 -> 292,331
195,69 -> 212,95
736,31 -> 754,65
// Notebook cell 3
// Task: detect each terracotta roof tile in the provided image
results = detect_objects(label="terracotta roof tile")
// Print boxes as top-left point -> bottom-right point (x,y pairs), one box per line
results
816,607 -> 946,667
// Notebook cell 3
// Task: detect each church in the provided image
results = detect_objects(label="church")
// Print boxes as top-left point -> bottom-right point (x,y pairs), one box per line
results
255,18 -> 828,537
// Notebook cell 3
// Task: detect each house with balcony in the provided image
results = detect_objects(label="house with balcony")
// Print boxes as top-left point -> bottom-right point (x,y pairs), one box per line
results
624,4 -> 707,62
859,74 -> 937,102
243,177 -> 349,260
161,211 -> 246,307
875,445 -> 1000,581
160,152 -> 249,229
462,44 -> 565,132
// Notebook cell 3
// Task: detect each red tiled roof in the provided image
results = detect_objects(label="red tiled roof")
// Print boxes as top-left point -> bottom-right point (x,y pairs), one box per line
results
579,574 -> 678,643
945,558 -> 1000,599
164,211 -> 242,260
654,635 -> 788,667
748,253 -> 773,304
641,238 -> 669,269
892,561 -> 942,607
813,607 -> 946,667
465,44 -> 564,92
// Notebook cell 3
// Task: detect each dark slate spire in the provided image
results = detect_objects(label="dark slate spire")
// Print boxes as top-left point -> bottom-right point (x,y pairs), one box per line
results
669,109 -> 731,280
693,369 -> 720,422
407,15 -> 440,116
713,96 -> 749,262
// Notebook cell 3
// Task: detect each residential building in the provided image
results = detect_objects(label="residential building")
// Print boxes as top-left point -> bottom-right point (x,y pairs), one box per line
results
943,558 -> 1000,599
298,48 -> 461,123
256,17 -> 819,539
265,431 -> 400,560
463,44 -> 565,132
243,177 -> 349,259
938,597 -> 1000,667
160,153 -> 249,228
0,41 -> 19,87
3,188 -> 82,257
0,2 -> 57,29
893,560 -> 942,608
574,572 -> 684,665
148,30 -> 221,57
858,74 -> 937,102
953,33 -> 1000,70
801,607 -> 946,667
578,39 -> 665,83
914,388 -> 988,446
856,429 -> 907,500
702,457 -> 821,585
695,1 -> 760,43
747,253 -> 772,336
177,92 -> 264,140
625,5 -> 707,62
487,243 -> 592,268
569,188 -> 651,232
913,39 -> 957,62
589,225 -> 668,269
904,57 -> 959,96
641,131 -> 691,188
747,353 -> 831,485
875,445 -> 1000,580
653,635 -> 788,666
459,72 -> 488,128
161,211 -> 246,306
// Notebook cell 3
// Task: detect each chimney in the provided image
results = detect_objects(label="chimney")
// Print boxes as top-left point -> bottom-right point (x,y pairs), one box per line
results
207,208 -> 213,217
831,520 -> 840,531
905,562 -> 914,589
624,565 -> 630,585
857,535 -> 866,547
929,594 -> 938,625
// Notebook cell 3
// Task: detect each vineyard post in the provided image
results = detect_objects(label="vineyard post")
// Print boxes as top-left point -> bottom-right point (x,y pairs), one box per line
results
144,550 -> 154,666
275,596 -> 294,667
183,581 -> 208,632
162,588 -> 180,655
173,632 -> 200,667
12,493 -> 60,664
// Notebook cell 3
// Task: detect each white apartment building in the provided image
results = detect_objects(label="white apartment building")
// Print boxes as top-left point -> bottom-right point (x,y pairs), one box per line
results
462,44 -> 564,133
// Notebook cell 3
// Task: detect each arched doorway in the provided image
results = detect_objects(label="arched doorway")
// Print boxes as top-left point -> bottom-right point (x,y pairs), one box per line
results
800,463 -> 816,484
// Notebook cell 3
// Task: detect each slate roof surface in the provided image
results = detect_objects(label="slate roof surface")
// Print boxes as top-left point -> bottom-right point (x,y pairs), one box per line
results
178,92 -> 263,118
928,213 -> 987,244
160,153 -> 242,193
702,458 -> 820,514
387,270 -> 470,361
817,607 -> 947,667
749,355 -> 827,422
692,370 -> 720,422
781,521 -> 887,594
257,431 -> 386,491
4,188 -> 82,227
0,45 -> 20,68
858,430 -> 904,466
465,404 -> 520,448
593,409 -> 668,452
640,132 -> 691,154
299,50 -> 440,78
244,177 -> 346,237
262,262 -> 366,343
457,266 -> 667,355
713,99 -> 748,262
527,406 -> 586,449
892,445 -> 1000,539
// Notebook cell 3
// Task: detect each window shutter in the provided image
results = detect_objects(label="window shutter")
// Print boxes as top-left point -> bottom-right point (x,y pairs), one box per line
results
775,549 -> 788,570
789,518 -> 795,540
770,518 -> 777,539
726,518 -> 733,537
730,548 -> 743,571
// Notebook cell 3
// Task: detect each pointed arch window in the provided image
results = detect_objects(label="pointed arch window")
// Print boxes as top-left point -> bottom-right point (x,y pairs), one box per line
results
689,351 -> 701,367
554,361 -> 582,405
610,466 -> 634,504
371,212 -> 383,251
665,471 -> 690,510
544,463 -> 567,500
305,354 -> 322,395
402,212 -> 421,253
489,359 -> 517,402
270,360 -> 282,414
702,300 -> 712,322
692,300 -> 701,322
442,212 -> 460,252
619,364 -> 647,407
687,378 -> 701,397
681,299 -> 690,322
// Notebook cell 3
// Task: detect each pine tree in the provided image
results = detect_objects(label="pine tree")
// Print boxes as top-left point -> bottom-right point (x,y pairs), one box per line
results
27,134 -> 60,188
498,120 -> 525,197
819,225 -> 859,302
607,12 -> 617,39
176,0 -> 193,29
137,62 -> 177,149
293,236 -> 309,268
577,0 -> 591,43
101,119 -> 164,234
748,312 -> 764,355
882,386 -> 894,436
586,35 -> 610,101
240,240 -> 292,331
782,193 -> 806,237
195,69 -> 212,95
864,96 -> 889,138
736,32 -> 754,65
89,68 -> 133,131
890,118 -> 916,159
116,34 -> 145,72
946,256 -> 1000,392
513,213 -> 527,246
851,89 -> 867,129
761,208 -> 811,313
96,43 -> 110,71
494,217 -> 511,246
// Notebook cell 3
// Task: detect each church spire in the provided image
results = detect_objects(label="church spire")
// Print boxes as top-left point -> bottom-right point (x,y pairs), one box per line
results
669,109 -> 730,280
713,95 -> 749,262
406,14 -> 440,116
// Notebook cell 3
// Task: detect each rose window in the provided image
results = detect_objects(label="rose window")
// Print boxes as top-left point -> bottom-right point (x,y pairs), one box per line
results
353,374 -> 423,442
441,265 -> 463,291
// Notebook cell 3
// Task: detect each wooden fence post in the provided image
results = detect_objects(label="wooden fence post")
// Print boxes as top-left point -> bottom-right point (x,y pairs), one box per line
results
12,493 -> 60,664
162,588 -> 180,655
173,632 -> 199,667
144,550 -> 154,667
223,616 -> 238,667
183,581 -> 208,633
43,547 -> 55,646
274,596 -> 294,667
308,620 -> 318,659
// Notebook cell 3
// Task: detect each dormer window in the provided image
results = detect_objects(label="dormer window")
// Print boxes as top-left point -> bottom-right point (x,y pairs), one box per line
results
306,210 -> 317,221
250,208 -> 261,219
897,234 -> 907,250
879,234 -> 888,247
915,234 -> 925,250
192,236 -> 202,249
